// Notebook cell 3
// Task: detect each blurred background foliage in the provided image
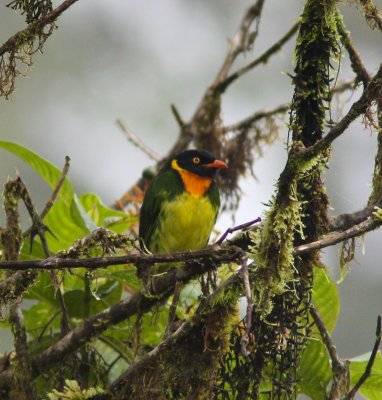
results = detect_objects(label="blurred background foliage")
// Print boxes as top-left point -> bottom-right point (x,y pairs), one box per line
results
0,0 -> 381,394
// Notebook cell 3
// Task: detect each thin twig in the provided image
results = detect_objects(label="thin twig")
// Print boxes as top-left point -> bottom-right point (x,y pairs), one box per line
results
223,104 -> 290,133
40,156 -> 71,220
170,104 -> 186,129
164,281 -> 182,339
116,119 -> 161,162
223,79 -> 355,133
215,217 -> 261,245
344,315 -> 382,399
23,155 -> 71,238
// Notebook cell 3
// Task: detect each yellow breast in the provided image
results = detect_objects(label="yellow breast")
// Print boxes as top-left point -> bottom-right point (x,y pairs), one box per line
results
150,192 -> 217,254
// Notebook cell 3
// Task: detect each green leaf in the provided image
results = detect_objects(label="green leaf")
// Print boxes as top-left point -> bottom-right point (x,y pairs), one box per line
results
312,267 -> 339,333
0,141 -> 74,205
63,280 -> 123,319
63,289 -> 86,319
79,193 -> 136,233
297,268 -> 340,398
350,351 -> 382,400
38,198 -> 84,253
70,194 -> 98,233
297,338 -> 331,400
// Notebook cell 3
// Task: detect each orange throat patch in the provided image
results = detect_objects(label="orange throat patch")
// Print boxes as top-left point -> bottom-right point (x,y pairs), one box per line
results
171,160 -> 212,197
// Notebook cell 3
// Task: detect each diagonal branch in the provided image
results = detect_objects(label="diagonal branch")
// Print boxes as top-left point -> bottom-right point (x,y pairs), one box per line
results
223,78 -> 355,134
116,119 -> 161,162
344,315 -> 382,399
299,64 -> 382,159
310,306 -> 350,399
295,212 -> 382,254
336,13 -> 370,86
217,22 -> 299,93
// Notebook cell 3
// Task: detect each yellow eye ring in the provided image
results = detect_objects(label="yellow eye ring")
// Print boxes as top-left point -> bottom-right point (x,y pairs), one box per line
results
192,157 -> 200,164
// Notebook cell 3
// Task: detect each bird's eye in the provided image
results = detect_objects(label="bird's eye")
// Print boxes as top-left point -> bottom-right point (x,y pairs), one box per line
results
192,157 -> 200,164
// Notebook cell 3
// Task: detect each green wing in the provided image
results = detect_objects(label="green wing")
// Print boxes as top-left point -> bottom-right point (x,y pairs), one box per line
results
207,181 -> 221,222
139,169 -> 183,251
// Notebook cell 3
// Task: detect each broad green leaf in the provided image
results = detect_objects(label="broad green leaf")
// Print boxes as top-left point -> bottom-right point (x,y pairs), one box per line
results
63,280 -> 122,319
79,193 -> 136,233
23,272 -> 59,307
70,194 -> 98,233
350,351 -> 382,400
312,267 -> 339,333
63,289 -> 86,319
23,302 -> 60,337
298,338 -> 331,400
0,141 -> 74,205
103,265 -> 141,293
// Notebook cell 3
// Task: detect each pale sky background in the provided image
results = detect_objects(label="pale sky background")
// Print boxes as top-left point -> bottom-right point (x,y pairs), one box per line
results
0,0 -> 381,393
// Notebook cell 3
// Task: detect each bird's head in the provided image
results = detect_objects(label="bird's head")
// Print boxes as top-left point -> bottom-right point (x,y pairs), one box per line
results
171,149 -> 228,179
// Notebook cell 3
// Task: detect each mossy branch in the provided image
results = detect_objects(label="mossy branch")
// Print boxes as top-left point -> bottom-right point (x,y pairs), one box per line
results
0,0 -> 79,98
355,0 -> 382,30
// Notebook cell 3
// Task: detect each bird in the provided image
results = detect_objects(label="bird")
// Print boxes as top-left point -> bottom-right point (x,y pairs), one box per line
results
139,149 -> 228,255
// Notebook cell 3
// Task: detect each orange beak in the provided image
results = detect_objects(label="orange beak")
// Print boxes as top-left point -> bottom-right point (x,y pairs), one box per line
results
204,159 -> 228,169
